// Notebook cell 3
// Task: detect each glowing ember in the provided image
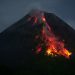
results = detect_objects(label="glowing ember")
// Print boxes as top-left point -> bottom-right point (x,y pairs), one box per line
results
42,17 -> 46,22
29,11 -> 72,59
36,47 -> 42,53
46,49 -> 52,55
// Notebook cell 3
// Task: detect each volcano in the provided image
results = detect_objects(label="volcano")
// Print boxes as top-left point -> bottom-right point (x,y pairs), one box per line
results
0,9 -> 75,75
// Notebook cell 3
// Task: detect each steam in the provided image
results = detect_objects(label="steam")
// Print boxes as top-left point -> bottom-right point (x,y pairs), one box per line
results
25,1 -> 45,15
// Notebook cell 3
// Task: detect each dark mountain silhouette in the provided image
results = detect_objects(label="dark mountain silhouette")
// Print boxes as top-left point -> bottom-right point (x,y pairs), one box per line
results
0,10 -> 75,75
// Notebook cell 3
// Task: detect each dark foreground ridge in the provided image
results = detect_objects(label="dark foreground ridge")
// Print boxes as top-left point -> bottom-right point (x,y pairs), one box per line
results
0,9 -> 75,75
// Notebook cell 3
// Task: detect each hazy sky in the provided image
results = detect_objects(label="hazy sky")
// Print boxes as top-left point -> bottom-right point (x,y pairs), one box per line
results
0,0 -> 75,32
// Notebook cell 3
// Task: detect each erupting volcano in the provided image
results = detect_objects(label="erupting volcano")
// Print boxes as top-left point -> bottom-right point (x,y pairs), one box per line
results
0,9 -> 75,69
28,10 -> 72,59
0,9 -> 75,75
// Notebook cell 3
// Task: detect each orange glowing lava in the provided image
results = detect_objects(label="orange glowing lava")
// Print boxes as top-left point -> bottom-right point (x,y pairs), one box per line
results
29,13 -> 72,59
41,16 -> 72,59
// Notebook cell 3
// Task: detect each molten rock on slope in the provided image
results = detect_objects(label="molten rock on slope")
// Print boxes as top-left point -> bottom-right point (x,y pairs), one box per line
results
29,10 -> 72,59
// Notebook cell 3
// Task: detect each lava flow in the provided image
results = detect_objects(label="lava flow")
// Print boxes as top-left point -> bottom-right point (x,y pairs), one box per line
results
29,11 -> 72,59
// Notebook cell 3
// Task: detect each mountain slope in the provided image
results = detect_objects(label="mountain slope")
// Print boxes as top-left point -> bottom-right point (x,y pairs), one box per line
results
45,12 -> 75,51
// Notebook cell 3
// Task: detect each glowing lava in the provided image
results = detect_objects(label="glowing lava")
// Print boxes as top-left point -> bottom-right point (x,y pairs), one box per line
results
29,10 -> 72,59
41,16 -> 72,59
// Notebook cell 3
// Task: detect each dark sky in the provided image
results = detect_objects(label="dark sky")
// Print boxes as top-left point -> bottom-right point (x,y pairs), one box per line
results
0,0 -> 75,32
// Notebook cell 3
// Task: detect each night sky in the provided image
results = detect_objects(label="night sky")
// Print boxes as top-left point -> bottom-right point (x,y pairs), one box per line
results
0,0 -> 75,32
